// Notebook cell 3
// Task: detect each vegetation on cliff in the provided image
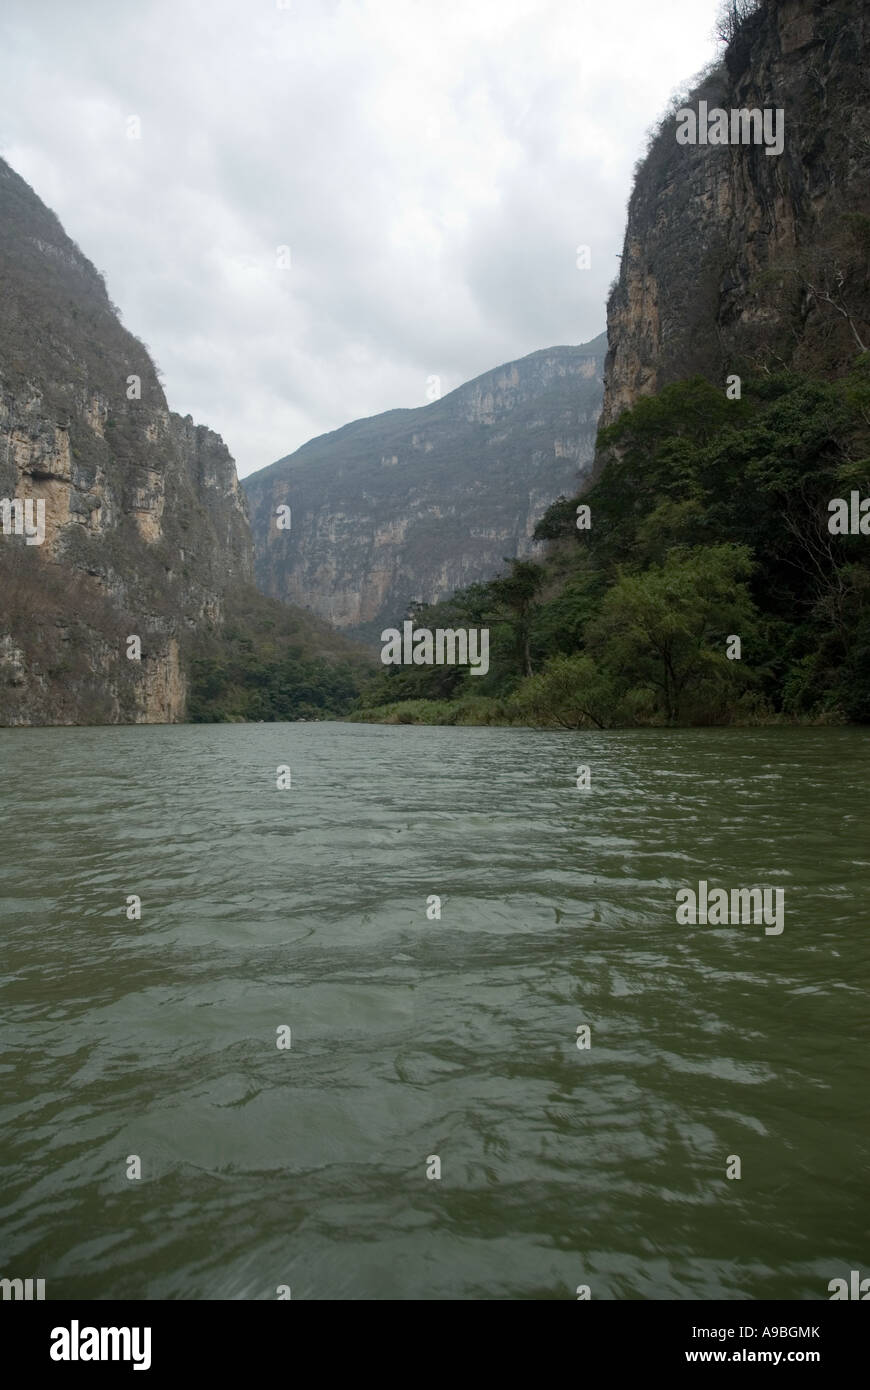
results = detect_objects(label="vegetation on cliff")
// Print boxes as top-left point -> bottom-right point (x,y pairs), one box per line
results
353,359 -> 870,727
186,586 -> 371,722
603,0 -> 870,424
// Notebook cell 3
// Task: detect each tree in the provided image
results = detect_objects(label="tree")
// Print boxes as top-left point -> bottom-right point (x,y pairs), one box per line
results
587,545 -> 757,724
534,495 -> 581,542
513,654 -> 614,729
489,560 -> 547,677
715,0 -> 762,46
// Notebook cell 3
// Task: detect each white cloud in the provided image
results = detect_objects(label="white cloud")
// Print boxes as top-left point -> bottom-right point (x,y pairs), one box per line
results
0,0 -> 722,475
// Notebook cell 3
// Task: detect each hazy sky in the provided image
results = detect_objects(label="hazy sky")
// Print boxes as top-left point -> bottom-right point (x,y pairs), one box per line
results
0,0 -> 722,477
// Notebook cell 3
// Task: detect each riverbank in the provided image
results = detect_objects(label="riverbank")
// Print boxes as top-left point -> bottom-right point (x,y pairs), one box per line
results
345,697 -> 850,729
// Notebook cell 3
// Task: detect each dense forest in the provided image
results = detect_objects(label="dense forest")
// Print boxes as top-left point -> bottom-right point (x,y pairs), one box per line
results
186,586 -> 369,722
345,359 -> 870,728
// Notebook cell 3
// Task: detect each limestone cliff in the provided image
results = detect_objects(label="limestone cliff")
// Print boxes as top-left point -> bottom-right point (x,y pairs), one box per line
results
244,336 -> 605,640
0,157 -> 253,724
602,0 -> 870,427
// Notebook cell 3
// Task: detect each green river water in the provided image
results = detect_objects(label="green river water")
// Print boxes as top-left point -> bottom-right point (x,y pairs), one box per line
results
0,723 -> 867,1299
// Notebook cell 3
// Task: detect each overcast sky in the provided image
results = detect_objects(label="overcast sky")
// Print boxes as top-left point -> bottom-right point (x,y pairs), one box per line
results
1,0 -> 722,477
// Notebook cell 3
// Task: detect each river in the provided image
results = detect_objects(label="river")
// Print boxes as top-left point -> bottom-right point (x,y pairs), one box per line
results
1,723 -> 867,1299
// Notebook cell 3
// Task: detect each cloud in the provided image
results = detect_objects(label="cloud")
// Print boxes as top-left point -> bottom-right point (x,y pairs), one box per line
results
0,0 -> 721,475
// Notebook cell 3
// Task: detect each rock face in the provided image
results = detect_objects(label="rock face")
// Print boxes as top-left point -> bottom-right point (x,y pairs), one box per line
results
244,336 -> 605,639
0,156 -> 252,724
602,0 -> 870,427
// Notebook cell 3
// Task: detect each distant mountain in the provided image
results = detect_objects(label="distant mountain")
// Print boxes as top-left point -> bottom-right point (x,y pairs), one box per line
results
0,156 -> 362,725
243,336 -> 605,640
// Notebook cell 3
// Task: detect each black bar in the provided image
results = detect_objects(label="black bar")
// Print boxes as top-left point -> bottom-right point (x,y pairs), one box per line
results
3,1298 -> 866,1374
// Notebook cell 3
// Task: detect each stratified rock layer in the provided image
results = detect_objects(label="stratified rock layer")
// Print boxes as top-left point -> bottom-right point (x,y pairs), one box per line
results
0,156 -> 251,723
244,336 -> 605,639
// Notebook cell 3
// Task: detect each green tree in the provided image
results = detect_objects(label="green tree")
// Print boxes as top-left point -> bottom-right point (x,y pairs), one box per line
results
588,545 -> 757,723
489,559 -> 547,677
513,653 -> 614,729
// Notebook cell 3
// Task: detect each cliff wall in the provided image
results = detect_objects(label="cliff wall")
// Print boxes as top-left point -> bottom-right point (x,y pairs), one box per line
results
0,157 -> 253,724
602,0 -> 870,426
245,336 -> 605,640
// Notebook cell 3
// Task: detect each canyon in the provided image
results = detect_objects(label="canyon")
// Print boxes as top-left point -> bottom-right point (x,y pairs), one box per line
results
0,156 -> 356,725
